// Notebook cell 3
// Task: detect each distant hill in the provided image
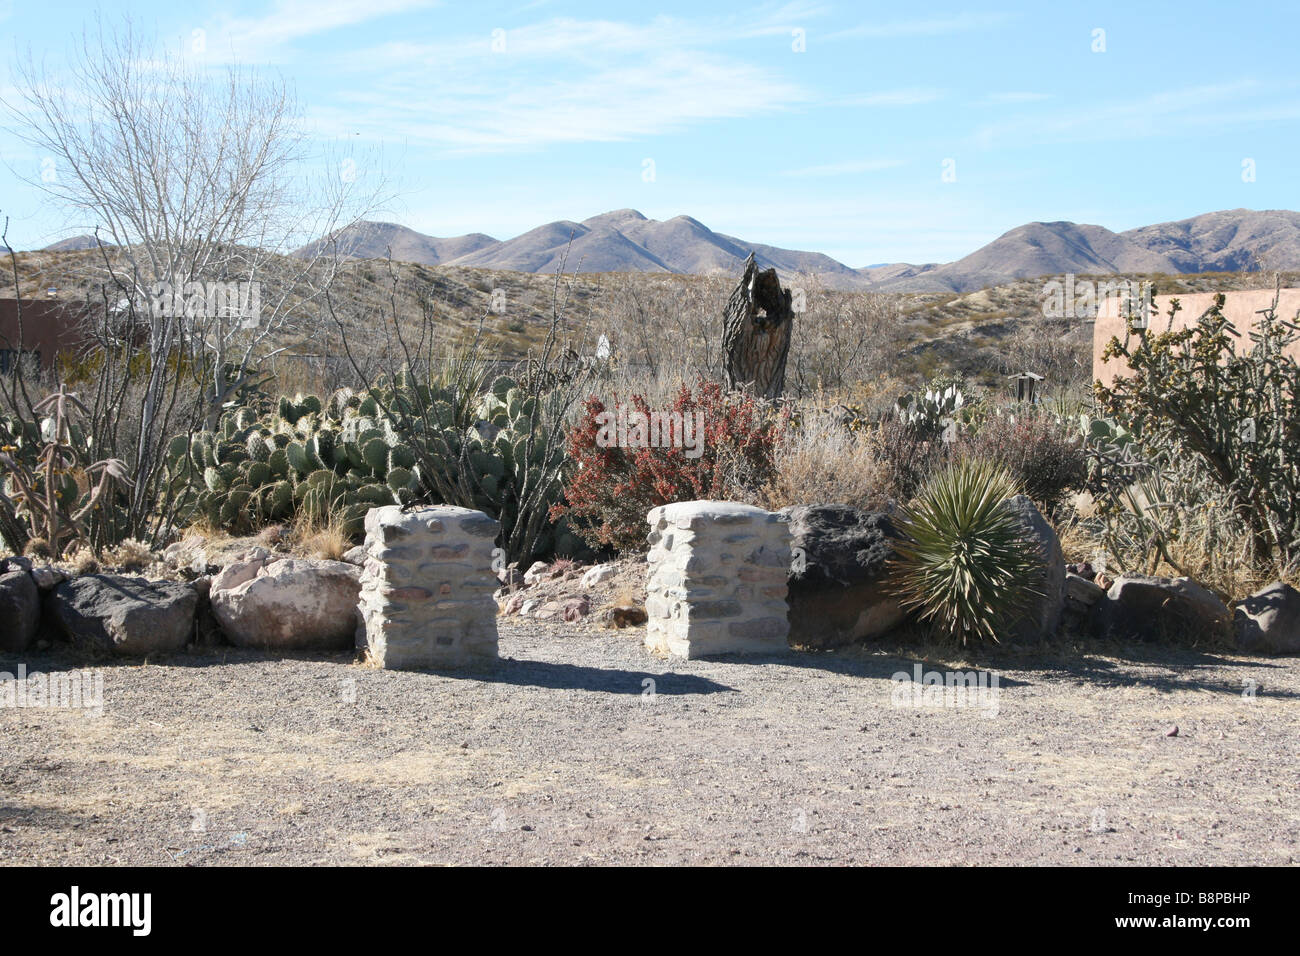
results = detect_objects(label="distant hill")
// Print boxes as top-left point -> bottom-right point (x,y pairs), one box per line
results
1119,208 -> 1300,273
292,207 -> 1300,293
871,222 -> 1183,293
293,221 -> 497,265
42,235 -> 113,252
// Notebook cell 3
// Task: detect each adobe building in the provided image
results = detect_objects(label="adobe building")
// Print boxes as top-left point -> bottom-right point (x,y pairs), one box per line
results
0,299 -> 89,373
1094,288 -> 1300,389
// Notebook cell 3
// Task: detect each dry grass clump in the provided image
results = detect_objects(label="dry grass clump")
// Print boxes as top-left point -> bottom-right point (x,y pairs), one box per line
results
23,537 -> 53,559
105,538 -> 155,572
1058,516 -> 1300,604
65,547 -> 100,576
291,511 -> 353,561
755,413 -> 890,512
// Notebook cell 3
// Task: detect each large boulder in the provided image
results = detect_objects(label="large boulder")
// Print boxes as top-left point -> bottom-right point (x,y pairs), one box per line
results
211,558 -> 361,650
1096,574 -> 1232,642
1004,495 -> 1066,640
1233,581 -> 1300,655
780,505 -> 905,647
49,575 -> 198,656
0,570 -> 41,652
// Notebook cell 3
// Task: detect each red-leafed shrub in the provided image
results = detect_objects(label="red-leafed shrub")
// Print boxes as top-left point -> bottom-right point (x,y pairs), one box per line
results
552,379 -> 785,552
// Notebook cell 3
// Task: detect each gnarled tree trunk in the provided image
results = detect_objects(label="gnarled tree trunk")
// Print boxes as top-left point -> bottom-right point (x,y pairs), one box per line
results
722,253 -> 795,398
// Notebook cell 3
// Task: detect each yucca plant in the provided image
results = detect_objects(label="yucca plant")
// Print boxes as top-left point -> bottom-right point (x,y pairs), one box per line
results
890,459 -> 1042,644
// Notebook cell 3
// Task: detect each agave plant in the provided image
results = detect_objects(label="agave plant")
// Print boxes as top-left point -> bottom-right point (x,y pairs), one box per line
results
889,459 -> 1041,644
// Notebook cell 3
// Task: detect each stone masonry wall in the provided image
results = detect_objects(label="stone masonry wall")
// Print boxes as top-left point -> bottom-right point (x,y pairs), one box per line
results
357,505 -> 500,669
645,501 -> 792,658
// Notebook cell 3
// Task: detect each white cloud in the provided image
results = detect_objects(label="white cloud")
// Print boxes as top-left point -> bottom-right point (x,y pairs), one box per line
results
312,49 -> 806,152
308,13 -> 816,153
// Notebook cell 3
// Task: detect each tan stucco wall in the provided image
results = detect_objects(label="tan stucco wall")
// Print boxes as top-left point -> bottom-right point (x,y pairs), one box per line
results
1093,289 -> 1300,388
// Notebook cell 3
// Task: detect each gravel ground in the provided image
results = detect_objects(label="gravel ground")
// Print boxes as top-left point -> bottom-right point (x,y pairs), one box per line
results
2,619 -> 1298,866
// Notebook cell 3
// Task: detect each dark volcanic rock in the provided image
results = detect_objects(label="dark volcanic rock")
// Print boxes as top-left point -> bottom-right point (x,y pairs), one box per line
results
780,504 -> 905,648
49,575 -> 197,656
0,570 -> 41,652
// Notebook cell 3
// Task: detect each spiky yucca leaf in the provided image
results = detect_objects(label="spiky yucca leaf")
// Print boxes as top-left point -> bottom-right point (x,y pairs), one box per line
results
890,459 -> 1041,644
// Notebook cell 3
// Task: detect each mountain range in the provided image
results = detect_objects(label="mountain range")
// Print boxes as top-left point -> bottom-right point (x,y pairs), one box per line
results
47,208 -> 1295,295
294,207 -> 871,287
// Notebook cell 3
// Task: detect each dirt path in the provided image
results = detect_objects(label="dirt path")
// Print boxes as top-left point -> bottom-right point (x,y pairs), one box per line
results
2,621 -> 1297,865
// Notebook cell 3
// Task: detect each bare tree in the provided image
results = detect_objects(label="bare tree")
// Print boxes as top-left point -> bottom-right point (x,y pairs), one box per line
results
786,274 -> 903,396
2,16 -> 384,537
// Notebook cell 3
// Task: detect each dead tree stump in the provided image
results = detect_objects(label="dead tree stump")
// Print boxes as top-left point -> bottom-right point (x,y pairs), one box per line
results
722,253 -> 795,399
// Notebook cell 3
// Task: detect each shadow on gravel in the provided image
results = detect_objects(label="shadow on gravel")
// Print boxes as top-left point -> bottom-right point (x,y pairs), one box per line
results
0,648 -> 356,673
454,657 -> 736,695
0,648 -> 737,697
0,800 -> 97,830
1026,649 -> 1299,698
756,649 -> 1034,688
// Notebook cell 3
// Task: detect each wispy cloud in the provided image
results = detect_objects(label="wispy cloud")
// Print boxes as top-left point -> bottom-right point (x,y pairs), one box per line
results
312,14 -> 812,152
207,0 -> 441,61
826,12 -> 1013,40
734,0 -> 834,36
782,159 -> 904,177
313,49 -> 805,152
970,80 -> 1269,148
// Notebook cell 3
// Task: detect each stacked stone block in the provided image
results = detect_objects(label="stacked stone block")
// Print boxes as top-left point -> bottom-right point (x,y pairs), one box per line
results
357,505 -> 500,669
645,501 -> 792,658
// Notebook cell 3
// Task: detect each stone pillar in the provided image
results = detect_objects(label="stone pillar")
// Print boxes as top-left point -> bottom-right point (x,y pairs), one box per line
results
357,505 -> 500,669
645,501 -> 791,658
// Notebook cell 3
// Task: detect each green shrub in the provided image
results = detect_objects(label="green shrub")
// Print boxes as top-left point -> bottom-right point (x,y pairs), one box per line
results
966,406 -> 1087,517
868,416 -> 959,502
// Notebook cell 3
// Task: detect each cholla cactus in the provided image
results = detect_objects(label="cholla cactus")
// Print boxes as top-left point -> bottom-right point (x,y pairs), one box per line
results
1096,287 -> 1300,567
0,386 -> 132,558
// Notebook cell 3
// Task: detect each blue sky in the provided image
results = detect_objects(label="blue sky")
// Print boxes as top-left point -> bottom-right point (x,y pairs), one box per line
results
2,0 -> 1297,265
